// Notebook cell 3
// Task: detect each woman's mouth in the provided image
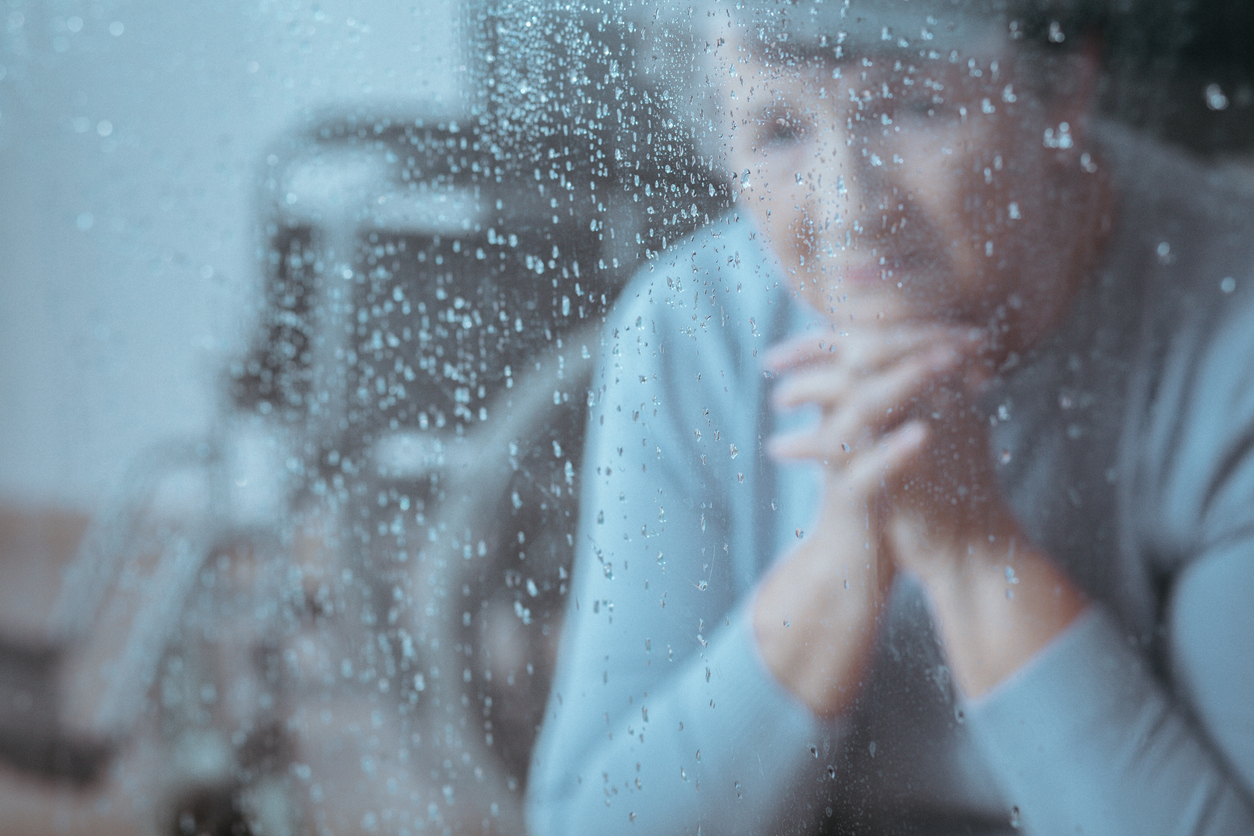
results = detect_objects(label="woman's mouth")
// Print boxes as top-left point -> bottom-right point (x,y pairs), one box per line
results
833,263 -> 887,286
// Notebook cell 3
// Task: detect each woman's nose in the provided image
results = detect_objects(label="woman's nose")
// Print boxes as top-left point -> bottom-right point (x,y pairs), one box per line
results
795,129 -> 905,256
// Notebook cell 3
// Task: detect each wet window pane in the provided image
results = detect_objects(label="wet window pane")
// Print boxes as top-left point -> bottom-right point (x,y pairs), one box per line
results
3,1 -> 1254,834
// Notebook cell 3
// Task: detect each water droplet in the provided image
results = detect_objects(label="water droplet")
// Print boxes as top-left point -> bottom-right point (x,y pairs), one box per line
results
1221,276 -> 1236,294
1205,83 -> 1229,111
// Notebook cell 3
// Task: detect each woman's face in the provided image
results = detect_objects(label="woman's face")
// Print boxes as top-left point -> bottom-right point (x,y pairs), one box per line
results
719,31 -> 1100,347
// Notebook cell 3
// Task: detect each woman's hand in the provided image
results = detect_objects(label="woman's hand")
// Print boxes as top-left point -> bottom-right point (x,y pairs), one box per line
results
879,368 -> 1088,697
760,323 -> 1086,705
751,325 -> 968,718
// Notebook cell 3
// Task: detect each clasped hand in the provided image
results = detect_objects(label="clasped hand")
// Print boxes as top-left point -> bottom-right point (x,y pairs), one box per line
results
751,323 -> 1084,717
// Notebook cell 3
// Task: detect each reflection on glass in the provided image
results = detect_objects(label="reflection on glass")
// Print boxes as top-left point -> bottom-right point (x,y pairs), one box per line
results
1,1 -> 1253,835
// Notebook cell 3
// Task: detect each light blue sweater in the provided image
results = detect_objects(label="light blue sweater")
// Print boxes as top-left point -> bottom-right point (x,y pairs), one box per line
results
526,132 -> 1254,834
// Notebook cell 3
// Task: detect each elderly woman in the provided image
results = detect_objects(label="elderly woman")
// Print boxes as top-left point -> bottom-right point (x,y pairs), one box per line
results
527,0 -> 1254,833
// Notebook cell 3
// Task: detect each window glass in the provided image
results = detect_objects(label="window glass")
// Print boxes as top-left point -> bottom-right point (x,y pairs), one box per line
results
2,2 -> 1254,834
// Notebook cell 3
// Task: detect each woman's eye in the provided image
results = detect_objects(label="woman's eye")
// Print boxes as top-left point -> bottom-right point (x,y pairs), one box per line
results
905,97 -> 947,120
764,115 -> 806,145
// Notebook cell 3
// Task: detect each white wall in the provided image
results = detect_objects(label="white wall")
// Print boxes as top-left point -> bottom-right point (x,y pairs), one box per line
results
0,0 -> 465,510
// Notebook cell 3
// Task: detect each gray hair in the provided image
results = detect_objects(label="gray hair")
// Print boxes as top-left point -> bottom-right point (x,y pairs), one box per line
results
622,0 -> 1010,175
618,0 -> 1188,173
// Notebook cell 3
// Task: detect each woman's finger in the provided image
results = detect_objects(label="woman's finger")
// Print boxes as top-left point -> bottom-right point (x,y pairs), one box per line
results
767,346 -> 960,464
782,420 -> 929,497
764,323 -> 978,376
771,363 -> 858,411
772,341 -> 961,411
844,420 -> 930,494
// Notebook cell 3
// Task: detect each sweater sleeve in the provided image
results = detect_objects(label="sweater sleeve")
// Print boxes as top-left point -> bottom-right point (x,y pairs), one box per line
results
964,261 -> 1254,835
965,605 -> 1254,835
525,259 -> 834,836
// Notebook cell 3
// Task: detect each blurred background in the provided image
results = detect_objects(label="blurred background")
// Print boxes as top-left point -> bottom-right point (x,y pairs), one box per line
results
0,1 -> 727,832
2,0 -> 1253,833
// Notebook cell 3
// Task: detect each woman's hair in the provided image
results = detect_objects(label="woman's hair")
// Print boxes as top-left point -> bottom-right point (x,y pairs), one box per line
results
621,0 -> 1191,172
